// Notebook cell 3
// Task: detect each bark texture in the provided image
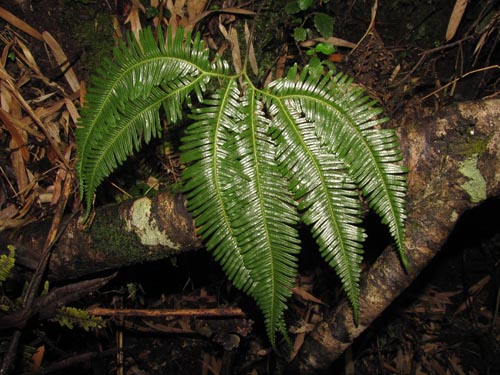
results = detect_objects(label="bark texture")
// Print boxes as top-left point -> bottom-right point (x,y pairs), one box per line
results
294,98 -> 500,372
0,192 -> 202,279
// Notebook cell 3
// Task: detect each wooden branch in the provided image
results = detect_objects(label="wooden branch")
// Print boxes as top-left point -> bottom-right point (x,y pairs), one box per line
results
0,192 -> 202,280
293,98 -> 500,372
88,307 -> 245,318
0,273 -> 116,330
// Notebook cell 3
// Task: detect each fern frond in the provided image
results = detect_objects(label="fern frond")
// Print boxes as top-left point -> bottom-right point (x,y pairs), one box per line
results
0,245 -> 15,283
76,27 -> 224,219
52,306 -> 105,331
181,79 -> 256,293
76,25 -> 408,348
233,88 -> 301,345
265,91 -> 365,319
272,70 -> 408,267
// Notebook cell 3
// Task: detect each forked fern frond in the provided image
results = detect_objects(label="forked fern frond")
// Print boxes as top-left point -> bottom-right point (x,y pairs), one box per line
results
76,27 -> 227,219
76,25 -> 408,347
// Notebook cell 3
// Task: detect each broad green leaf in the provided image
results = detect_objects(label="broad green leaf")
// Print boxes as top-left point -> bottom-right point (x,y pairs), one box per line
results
314,12 -> 334,38
285,0 -> 301,14
293,27 -> 308,42
298,0 -> 313,11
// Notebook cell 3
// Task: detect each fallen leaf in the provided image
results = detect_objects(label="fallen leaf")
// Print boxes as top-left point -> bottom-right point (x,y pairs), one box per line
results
446,0 -> 468,41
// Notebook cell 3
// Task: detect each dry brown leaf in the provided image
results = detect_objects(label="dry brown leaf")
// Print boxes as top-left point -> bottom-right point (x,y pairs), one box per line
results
124,2 -> 143,41
219,25 -> 242,74
0,217 -> 33,231
30,345 -> 45,372
395,346 -> 411,373
2,114 -> 29,161
446,0 -> 468,42
27,101 -> 65,125
187,7 -> 256,29
0,6 -> 43,41
1,56 -> 70,168
382,362 -> 400,373
208,355 -> 222,375
1,40 -> 13,68
15,37 -> 43,75
50,146 -> 72,205
166,0 -> 187,30
9,145 -> 29,194
275,49 -> 288,80
448,354 -> 466,375
301,36 -> 356,49
42,31 -> 80,93
292,287 -> 324,304
187,0 -> 208,22
244,21 -> 258,75
290,331 -> 306,361
289,309 -> 313,361
0,204 -> 18,220
64,98 -> 80,124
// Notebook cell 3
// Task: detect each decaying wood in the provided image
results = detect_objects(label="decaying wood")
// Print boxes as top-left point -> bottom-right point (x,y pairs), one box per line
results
0,192 -> 202,280
88,306 -> 245,318
293,98 -> 500,372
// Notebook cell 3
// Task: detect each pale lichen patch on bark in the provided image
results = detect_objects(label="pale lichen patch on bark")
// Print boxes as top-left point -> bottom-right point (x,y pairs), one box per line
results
458,154 -> 487,203
125,197 -> 182,249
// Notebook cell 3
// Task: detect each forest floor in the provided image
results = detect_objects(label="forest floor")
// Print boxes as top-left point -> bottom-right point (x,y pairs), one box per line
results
1,0 -> 499,374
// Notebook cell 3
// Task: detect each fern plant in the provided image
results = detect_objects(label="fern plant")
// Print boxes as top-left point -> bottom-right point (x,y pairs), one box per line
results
76,26 -> 408,346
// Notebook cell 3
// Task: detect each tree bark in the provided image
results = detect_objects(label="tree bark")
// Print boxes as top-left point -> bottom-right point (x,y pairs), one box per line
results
293,98 -> 500,372
0,192 -> 202,280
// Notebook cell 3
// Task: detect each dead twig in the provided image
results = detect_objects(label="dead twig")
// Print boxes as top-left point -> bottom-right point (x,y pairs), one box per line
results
35,348 -> 116,375
88,307 -> 245,318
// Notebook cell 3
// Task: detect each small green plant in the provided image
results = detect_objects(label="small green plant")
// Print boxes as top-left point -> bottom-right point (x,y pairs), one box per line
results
286,0 -> 335,42
0,245 -> 16,312
52,306 -> 105,331
0,245 -> 16,283
286,0 -> 338,79
76,26 -> 408,346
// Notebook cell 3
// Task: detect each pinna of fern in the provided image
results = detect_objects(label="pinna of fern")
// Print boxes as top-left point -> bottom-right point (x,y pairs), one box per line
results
75,25 -> 408,347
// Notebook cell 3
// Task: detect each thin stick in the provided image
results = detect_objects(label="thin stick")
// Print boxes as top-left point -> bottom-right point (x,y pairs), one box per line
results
88,307 -> 245,318
419,65 -> 500,101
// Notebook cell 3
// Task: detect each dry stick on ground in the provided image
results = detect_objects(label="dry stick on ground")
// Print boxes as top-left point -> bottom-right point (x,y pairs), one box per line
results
88,307 -> 245,318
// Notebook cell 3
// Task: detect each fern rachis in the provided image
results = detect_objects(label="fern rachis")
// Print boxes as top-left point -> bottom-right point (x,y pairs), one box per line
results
76,26 -> 408,346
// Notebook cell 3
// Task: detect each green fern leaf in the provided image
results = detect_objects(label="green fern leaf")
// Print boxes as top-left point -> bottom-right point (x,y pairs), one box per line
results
232,88 -> 301,344
264,83 -> 365,320
76,27 -> 223,219
272,69 -> 408,267
76,25 -> 408,347
0,245 -> 16,283
180,79 -> 256,293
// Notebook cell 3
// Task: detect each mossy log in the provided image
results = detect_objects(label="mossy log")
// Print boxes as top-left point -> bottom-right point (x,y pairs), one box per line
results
0,192 -> 201,280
